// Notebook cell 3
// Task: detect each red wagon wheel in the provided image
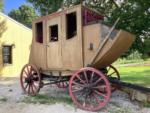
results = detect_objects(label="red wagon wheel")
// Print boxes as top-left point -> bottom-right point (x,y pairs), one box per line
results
69,67 -> 111,111
20,64 -> 41,96
106,65 -> 120,92
56,81 -> 69,88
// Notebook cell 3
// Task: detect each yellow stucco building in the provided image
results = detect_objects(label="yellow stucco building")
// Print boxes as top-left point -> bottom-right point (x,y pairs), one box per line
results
0,12 -> 32,77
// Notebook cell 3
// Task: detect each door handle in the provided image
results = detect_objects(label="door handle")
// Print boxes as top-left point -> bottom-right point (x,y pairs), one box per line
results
88,43 -> 94,50
45,44 -> 49,47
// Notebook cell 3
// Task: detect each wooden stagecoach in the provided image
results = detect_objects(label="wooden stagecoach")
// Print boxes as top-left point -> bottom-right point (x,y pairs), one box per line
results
20,4 -> 135,111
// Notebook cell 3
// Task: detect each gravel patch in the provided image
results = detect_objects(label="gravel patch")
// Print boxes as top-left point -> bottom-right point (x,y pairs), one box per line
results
0,77 -> 149,113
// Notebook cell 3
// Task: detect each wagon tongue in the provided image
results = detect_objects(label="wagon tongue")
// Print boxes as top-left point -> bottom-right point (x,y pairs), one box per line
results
108,77 -> 150,93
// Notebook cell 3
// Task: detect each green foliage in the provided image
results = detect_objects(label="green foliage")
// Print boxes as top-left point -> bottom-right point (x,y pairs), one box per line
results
106,0 -> 150,55
114,50 -> 150,65
124,51 -> 142,60
64,0 -> 81,7
8,5 -> 38,28
83,0 -> 118,17
0,0 -> 3,11
27,0 -> 63,16
143,38 -> 150,54
115,58 -> 146,65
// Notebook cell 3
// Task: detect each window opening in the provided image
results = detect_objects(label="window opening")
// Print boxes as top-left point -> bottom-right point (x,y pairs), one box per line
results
36,22 -> 43,43
49,25 -> 58,42
83,8 -> 104,25
66,12 -> 77,39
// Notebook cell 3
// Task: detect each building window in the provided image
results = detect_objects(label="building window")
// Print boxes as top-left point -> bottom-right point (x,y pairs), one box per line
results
2,45 -> 12,64
35,22 -> 43,43
49,25 -> 58,42
66,12 -> 77,39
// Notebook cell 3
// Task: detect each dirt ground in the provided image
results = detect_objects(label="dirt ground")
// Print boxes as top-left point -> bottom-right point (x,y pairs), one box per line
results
0,77 -> 150,113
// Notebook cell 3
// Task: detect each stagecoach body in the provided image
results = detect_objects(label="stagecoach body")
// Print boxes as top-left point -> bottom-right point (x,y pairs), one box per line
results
20,5 -> 135,111
29,5 -> 134,75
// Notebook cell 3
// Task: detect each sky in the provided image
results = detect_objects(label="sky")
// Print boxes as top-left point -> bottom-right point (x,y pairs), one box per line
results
4,0 -> 27,14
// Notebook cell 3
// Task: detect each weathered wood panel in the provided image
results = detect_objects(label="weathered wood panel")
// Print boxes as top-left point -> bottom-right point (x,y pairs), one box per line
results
83,23 -> 101,67
29,20 -> 47,70
61,6 -> 83,70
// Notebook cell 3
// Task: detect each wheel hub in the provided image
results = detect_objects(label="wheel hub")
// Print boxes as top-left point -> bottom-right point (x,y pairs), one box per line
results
25,76 -> 33,83
83,84 -> 93,95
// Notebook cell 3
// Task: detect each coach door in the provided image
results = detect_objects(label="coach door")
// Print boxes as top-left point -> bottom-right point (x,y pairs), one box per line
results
46,17 -> 62,69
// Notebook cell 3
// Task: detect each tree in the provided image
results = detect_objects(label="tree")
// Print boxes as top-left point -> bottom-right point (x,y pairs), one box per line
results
27,0 -> 63,16
106,0 -> 150,54
0,0 -> 3,11
8,5 -> 38,28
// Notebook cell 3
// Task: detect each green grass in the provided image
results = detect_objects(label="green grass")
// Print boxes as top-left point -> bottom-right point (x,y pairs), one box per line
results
0,97 -> 7,102
118,66 -> 150,87
22,94 -> 73,105
143,102 -> 150,108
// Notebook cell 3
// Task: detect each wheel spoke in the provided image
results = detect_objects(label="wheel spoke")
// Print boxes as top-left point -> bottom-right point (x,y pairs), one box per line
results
93,85 -> 106,89
23,73 -> 28,78
94,90 -> 106,98
73,81 -> 84,87
62,83 -> 64,88
24,83 -> 29,90
82,94 -> 89,107
83,101 -> 86,107
108,71 -> 115,76
22,76 -> 26,83
94,77 -> 103,85
57,81 -> 68,88
83,71 -> 88,83
26,66 -> 30,75
24,70 -> 29,76
72,87 -> 83,93
90,71 -> 94,83
28,85 -> 31,94
76,74 -> 86,84
92,93 -> 101,104
72,84 -> 83,91
29,66 -> 33,76
30,84 -> 35,94
32,82 -> 37,91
